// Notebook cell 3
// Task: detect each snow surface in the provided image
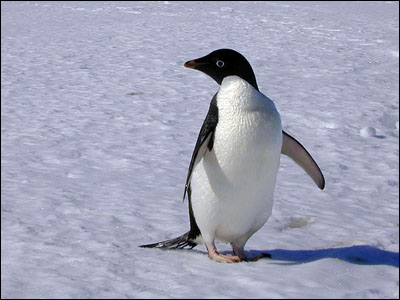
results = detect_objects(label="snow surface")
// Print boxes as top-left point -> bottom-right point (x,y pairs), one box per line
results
1,1 -> 399,299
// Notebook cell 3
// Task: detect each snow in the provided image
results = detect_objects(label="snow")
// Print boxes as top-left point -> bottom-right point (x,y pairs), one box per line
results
1,1 -> 398,298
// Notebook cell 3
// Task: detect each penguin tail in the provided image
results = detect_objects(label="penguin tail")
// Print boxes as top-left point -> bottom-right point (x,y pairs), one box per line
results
139,232 -> 198,249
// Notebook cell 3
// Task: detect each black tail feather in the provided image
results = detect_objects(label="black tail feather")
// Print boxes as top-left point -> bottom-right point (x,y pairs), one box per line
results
139,232 -> 197,249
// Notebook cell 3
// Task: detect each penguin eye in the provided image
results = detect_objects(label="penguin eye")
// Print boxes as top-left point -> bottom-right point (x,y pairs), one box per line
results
216,60 -> 224,68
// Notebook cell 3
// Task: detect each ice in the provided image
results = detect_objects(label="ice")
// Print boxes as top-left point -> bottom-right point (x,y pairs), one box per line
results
1,1 -> 399,299
360,126 -> 377,138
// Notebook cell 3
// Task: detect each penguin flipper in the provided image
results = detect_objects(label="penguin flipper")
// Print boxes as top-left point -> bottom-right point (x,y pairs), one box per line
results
183,93 -> 219,201
281,131 -> 325,190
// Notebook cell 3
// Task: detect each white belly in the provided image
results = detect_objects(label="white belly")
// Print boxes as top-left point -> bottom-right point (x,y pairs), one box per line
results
190,76 -> 282,244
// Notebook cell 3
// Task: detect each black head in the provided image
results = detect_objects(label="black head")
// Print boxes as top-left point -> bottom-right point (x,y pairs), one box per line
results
184,49 -> 259,91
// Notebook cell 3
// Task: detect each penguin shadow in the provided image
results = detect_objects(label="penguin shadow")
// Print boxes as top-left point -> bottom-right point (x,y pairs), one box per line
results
374,134 -> 386,139
247,245 -> 399,267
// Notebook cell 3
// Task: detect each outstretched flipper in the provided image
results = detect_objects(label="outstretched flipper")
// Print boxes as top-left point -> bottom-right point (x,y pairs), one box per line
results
281,131 -> 325,190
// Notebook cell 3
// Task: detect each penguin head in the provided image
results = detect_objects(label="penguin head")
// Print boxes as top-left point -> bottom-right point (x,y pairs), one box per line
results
184,49 -> 259,90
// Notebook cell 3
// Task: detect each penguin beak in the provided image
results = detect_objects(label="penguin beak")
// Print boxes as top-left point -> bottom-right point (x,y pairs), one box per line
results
184,59 -> 207,69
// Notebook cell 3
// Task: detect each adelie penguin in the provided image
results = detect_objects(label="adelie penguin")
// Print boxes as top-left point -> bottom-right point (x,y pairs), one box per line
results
140,49 -> 325,263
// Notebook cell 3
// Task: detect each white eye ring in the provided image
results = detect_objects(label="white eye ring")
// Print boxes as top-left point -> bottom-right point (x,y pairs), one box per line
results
216,60 -> 224,67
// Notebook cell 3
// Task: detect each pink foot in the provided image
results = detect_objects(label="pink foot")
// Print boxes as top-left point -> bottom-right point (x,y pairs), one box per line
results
206,243 -> 241,263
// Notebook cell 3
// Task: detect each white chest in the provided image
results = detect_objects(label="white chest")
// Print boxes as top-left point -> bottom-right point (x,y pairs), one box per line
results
191,76 -> 282,242
212,76 -> 282,185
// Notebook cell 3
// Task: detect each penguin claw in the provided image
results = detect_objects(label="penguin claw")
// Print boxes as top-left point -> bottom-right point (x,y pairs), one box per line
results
260,252 -> 272,258
248,252 -> 272,261
234,252 -> 272,262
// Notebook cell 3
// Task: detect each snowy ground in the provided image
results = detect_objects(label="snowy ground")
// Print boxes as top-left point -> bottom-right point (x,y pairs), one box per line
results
1,1 -> 399,299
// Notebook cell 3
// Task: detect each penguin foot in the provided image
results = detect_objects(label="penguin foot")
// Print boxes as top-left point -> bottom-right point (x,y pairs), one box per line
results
206,242 -> 241,263
209,252 -> 242,263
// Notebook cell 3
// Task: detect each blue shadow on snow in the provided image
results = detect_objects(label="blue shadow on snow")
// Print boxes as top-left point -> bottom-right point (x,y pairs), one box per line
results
248,245 -> 399,267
